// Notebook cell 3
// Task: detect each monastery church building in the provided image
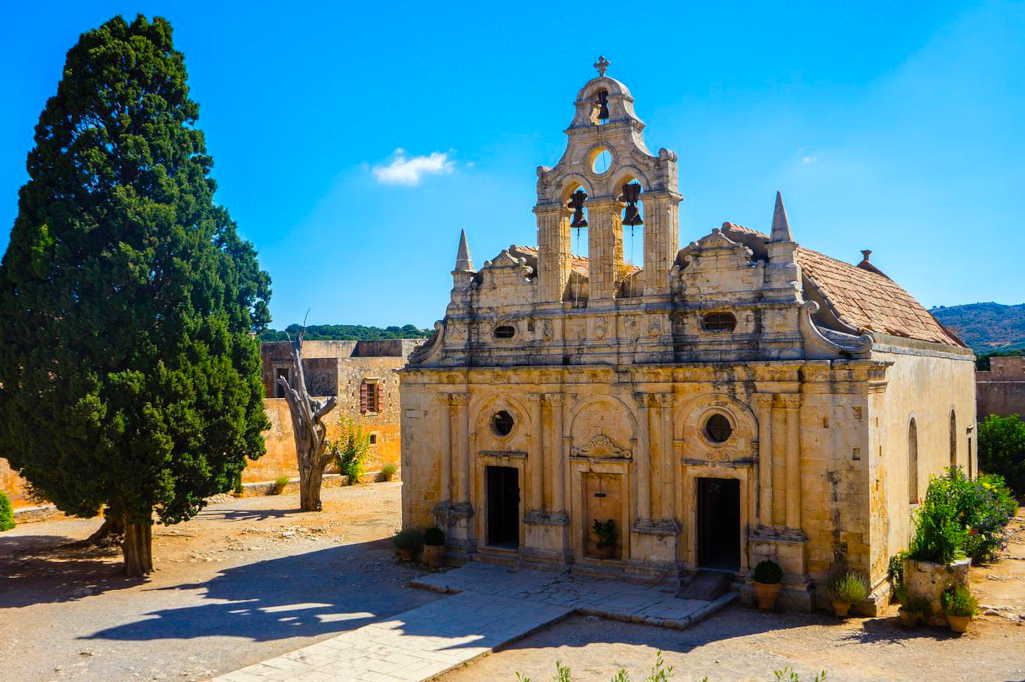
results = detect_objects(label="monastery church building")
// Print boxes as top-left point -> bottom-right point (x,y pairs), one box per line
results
399,60 -> 976,610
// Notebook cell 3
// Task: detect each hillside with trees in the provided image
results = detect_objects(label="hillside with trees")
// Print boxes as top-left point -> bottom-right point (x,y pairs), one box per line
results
931,302 -> 1025,352
260,323 -> 432,342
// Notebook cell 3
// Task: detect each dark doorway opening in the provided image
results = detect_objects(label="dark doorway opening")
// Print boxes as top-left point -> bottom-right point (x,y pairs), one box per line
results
697,477 -> 741,571
486,465 -> 519,548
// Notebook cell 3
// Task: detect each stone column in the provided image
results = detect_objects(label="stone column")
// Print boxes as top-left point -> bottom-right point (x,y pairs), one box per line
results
634,393 -> 651,521
535,204 -> 572,303
659,393 -> 674,520
755,394 -> 774,527
587,198 -> 624,302
529,393 -> 544,512
781,394 -> 802,530
642,192 -> 681,295
548,393 -> 566,513
439,393 -> 452,504
451,392 -> 470,503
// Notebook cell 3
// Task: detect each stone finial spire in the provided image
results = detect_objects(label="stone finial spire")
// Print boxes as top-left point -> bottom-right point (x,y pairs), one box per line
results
453,229 -> 474,272
770,191 -> 793,242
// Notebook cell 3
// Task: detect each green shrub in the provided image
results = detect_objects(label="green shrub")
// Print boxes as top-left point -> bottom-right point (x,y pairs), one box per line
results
0,491 -> 15,532
908,473 -> 968,564
271,476 -> 290,495
393,528 -> 424,553
978,414 -> 1025,497
753,559 -> 783,584
829,571 -> 869,604
424,526 -> 445,546
378,462 -> 398,482
940,584 -> 977,617
909,468 -> 1016,564
335,416 -> 369,485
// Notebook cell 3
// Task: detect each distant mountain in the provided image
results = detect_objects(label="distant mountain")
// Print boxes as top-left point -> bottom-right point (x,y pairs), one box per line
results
930,302 -> 1025,352
259,323 -> 432,342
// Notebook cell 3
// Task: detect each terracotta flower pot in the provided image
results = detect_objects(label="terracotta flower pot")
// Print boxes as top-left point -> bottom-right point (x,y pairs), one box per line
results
594,544 -> 616,560
947,614 -> 971,633
833,600 -> 851,618
422,544 -> 444,568
753,581 -> 782,611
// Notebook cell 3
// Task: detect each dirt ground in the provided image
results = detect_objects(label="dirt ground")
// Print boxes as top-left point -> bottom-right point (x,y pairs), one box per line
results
444,512 -> 1025,682
2,487 -> 1023,682
0,483 -> 440,681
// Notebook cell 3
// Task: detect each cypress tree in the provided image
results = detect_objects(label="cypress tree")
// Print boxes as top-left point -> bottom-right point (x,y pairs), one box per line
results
0,15 -> 271,575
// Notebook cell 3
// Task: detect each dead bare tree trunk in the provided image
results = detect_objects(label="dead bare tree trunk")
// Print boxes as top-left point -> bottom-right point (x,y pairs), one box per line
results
278,333 -> 337,512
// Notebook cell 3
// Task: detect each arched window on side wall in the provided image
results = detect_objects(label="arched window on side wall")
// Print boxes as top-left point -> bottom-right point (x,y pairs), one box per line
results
908,418 -> 919,504
949,410 -> 957,469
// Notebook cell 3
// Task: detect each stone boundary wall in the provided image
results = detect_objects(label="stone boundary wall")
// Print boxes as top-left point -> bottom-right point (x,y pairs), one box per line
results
977,357 -> 1025,418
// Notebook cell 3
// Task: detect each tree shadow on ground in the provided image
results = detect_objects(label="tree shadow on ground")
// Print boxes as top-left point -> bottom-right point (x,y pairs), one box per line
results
194,506 -> 305,523
81,538 -> 438,643
0,534 -> 145,607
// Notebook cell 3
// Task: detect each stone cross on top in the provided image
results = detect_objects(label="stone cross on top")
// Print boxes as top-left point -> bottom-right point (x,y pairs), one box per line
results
594,56 -> 610,77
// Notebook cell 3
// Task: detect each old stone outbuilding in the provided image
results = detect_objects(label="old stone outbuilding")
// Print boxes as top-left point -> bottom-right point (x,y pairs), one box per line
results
976,356 -> 1025,420
399,62 -> 976,610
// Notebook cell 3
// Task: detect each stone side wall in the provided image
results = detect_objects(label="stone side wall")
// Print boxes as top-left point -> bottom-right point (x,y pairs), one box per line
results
868,339 -> 977,593
977,356 -> 1025,418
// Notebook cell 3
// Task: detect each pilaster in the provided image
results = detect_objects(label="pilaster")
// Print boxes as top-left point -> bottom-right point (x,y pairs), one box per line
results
642,191 -> 681,295
535,204 -> 572,303
587,198 -> 624,302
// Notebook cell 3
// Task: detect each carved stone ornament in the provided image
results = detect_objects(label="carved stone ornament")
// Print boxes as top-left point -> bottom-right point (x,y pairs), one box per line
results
572,433 -> 632,459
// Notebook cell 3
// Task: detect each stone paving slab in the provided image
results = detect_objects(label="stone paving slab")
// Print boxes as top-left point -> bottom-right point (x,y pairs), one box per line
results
212,592 -> 572,682
214,563 -> 735,682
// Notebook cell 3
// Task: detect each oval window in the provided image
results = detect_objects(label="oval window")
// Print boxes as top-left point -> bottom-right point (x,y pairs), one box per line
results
492,410 -> 515,436
591,147 -> 613,175
494,325 -> 516,339
701,312 -> 736,333
704,414 -> 733,443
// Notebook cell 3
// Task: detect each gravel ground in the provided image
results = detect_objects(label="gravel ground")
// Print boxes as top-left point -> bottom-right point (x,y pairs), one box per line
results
0,483 -> 440,681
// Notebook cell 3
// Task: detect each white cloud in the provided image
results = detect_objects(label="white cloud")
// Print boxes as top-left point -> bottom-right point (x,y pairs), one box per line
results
371,148 -> 455,186
801,155 -> 817,165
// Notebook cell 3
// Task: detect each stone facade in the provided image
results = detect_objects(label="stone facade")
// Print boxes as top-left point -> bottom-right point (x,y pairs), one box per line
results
976,356 -> 1025,419
399,64 -> 976,611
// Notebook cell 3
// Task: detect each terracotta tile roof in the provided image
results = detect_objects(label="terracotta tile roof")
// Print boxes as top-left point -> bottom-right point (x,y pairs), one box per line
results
721,223 -> 963,347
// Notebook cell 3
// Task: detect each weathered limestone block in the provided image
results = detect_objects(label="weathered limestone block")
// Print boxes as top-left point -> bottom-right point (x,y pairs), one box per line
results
904,557 -> 971,626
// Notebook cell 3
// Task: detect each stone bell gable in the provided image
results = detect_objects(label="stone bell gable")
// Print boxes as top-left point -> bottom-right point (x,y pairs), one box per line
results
401,59 -> 977,613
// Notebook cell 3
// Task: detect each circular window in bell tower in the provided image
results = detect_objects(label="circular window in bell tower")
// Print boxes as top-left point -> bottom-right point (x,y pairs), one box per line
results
491,410 -> 515,437
704,413 -> 733,443
590,147 -> 613,175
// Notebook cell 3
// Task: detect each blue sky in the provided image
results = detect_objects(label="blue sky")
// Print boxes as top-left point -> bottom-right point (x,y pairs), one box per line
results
2,1 -> 1023,329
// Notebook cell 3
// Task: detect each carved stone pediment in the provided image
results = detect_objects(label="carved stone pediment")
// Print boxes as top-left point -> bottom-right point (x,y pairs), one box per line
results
572,433 -> 632,459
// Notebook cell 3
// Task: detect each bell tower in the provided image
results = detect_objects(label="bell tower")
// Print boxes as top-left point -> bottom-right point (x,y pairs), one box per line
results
534,57 -> 681,304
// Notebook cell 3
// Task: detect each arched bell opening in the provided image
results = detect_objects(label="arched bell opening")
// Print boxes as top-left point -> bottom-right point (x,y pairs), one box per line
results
563,182 -> 590,259
589,88 -> 611,126
617,178 -> 645,267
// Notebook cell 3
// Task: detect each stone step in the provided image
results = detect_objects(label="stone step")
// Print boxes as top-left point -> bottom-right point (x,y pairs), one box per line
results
678,570 -> 735,601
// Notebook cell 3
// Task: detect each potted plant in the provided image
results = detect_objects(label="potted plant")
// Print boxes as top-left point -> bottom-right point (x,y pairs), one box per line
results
752,559 -> 783,611
895,586 -> 931,628
392,528 -> 423,562
828,571 -> 869,618
422,526 -> 445,568
592,519 -> 617,559
941,584 -> 978,633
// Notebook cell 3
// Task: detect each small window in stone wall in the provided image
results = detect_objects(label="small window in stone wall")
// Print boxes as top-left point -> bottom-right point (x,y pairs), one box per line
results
704,414 -> 733,443
360,380 -> 382,414
494,325 -> 516,339
701,312 -> 737,333
491,410 -> 515,436
369,433 -> 378,445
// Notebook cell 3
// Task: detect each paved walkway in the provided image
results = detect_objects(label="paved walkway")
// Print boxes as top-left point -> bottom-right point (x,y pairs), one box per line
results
214,563 -> 735,682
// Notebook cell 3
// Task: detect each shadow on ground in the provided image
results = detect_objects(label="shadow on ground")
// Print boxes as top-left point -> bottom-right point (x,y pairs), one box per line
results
81,538 -> 438,643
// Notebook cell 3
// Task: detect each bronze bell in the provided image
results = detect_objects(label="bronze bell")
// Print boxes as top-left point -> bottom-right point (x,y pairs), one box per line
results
596,90 -> 610,122
619,182 -> 643,226
568,189 -> 589,228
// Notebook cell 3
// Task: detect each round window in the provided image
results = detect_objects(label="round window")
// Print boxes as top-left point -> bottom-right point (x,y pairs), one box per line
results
591,147 -> 613,175
491,410 -> 514,437
704,414 -> 733,443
